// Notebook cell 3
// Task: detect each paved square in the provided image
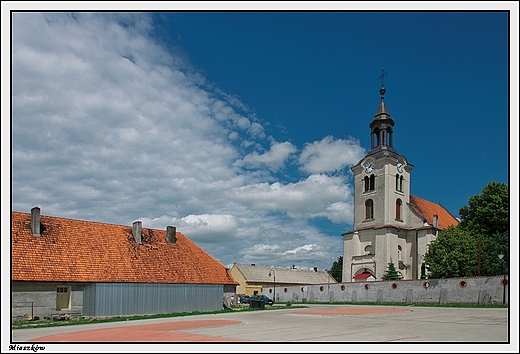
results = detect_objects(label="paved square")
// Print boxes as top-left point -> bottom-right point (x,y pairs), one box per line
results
10,304 -> 513,351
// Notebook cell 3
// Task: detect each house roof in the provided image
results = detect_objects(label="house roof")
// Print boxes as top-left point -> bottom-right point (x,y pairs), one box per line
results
11,211 -> 238,285
409,195 -> 459,230
232,264 -> 336,284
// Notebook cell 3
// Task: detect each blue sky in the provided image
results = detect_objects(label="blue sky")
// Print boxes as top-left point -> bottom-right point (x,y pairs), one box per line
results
4,4 -> 517,274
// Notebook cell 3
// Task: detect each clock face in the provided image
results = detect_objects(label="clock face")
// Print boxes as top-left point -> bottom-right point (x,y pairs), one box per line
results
365,162 -> 374,173
397,162 -> 404,173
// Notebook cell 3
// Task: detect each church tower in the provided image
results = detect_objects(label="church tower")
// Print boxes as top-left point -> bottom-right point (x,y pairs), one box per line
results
351,85 -> 413,230
342,79 -> 459,283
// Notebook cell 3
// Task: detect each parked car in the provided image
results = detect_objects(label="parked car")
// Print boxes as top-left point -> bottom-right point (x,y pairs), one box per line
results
250,294 -> 273,305
237,294 -> 250,304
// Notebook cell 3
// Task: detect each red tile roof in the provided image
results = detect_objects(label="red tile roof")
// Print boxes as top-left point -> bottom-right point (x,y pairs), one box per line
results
353,273 -> 373,279
11,211 -> 238,285
409,195 -> 459,230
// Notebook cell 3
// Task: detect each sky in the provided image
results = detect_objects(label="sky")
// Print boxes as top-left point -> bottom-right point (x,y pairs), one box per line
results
3,3 -> 518,274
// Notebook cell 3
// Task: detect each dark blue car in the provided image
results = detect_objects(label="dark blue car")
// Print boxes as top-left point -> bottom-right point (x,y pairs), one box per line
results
237,294 -> 250,304
250,294 -> 273,305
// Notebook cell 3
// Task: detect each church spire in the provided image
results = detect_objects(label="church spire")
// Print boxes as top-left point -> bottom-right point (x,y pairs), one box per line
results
367,68 -> 398,158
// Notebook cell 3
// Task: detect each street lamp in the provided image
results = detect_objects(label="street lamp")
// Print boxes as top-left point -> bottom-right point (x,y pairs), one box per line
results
498,253 -> 507,306
325,269 -> 330,298
268,269 -> 276,304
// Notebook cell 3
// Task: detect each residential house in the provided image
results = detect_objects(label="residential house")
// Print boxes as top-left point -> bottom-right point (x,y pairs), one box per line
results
230,263 -> 336,302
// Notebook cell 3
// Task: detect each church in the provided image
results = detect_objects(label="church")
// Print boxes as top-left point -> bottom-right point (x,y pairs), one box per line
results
342,85 -> 459,282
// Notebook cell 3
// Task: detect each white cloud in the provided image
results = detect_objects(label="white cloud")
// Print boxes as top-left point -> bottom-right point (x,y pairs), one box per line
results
238,141 -> 297,171
225,174 -> 354,223
283,244 -> 319,255
298,135 -> 365,174
173,214 -> 239,242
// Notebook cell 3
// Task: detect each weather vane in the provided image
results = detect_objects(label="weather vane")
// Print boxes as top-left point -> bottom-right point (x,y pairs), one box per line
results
378,67 -> 388,88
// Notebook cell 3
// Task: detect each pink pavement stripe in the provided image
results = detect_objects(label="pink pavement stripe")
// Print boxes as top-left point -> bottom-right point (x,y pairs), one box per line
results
29,319 -> 247,342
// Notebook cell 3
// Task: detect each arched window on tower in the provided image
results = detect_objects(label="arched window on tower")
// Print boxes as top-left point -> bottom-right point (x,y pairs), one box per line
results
396,174 -> 404,192
396,198 -> 402,220
364,245 -> 373,255
365,199 -> 374,220
364,175 -> 375,192
373,128 -> 380,146
397,245 -> 402,261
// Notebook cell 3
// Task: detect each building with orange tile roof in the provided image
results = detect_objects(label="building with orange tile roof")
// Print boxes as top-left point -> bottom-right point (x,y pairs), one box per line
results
11,207 -> 238,319
342,86 -> 459,282
230,263 -> 336,301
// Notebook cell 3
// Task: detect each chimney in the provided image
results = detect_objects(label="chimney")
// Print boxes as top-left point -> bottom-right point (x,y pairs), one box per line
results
132,221 -> 142,244
31,207 -> 41,236
166,226 -> 177,244
432,215 -> 439,229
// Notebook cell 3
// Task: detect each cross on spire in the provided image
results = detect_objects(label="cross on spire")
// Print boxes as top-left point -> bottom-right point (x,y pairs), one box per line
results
378,67 -> 388,88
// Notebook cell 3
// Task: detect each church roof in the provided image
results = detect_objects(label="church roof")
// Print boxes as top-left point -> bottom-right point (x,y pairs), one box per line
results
409,195 -> 459,229
11,210 -> 238,285
371,87 -> 394,124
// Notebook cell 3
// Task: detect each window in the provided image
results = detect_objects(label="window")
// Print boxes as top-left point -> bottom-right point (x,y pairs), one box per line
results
364,175 -> 375,192
365,199 -> 374,219
364,245 -> 373,255
373,128 -> 380,146
396,199 -> 402,220
396,174 -> 404,191
397,245 -> 402,261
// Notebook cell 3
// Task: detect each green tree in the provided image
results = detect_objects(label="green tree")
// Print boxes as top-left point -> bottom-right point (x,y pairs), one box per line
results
478,230 -> 509,276
423,226 -> 478,278
382,259 -> 402,280
458,181 -> 509,276
459,181 -> 509,237
329,256 -> 343,282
